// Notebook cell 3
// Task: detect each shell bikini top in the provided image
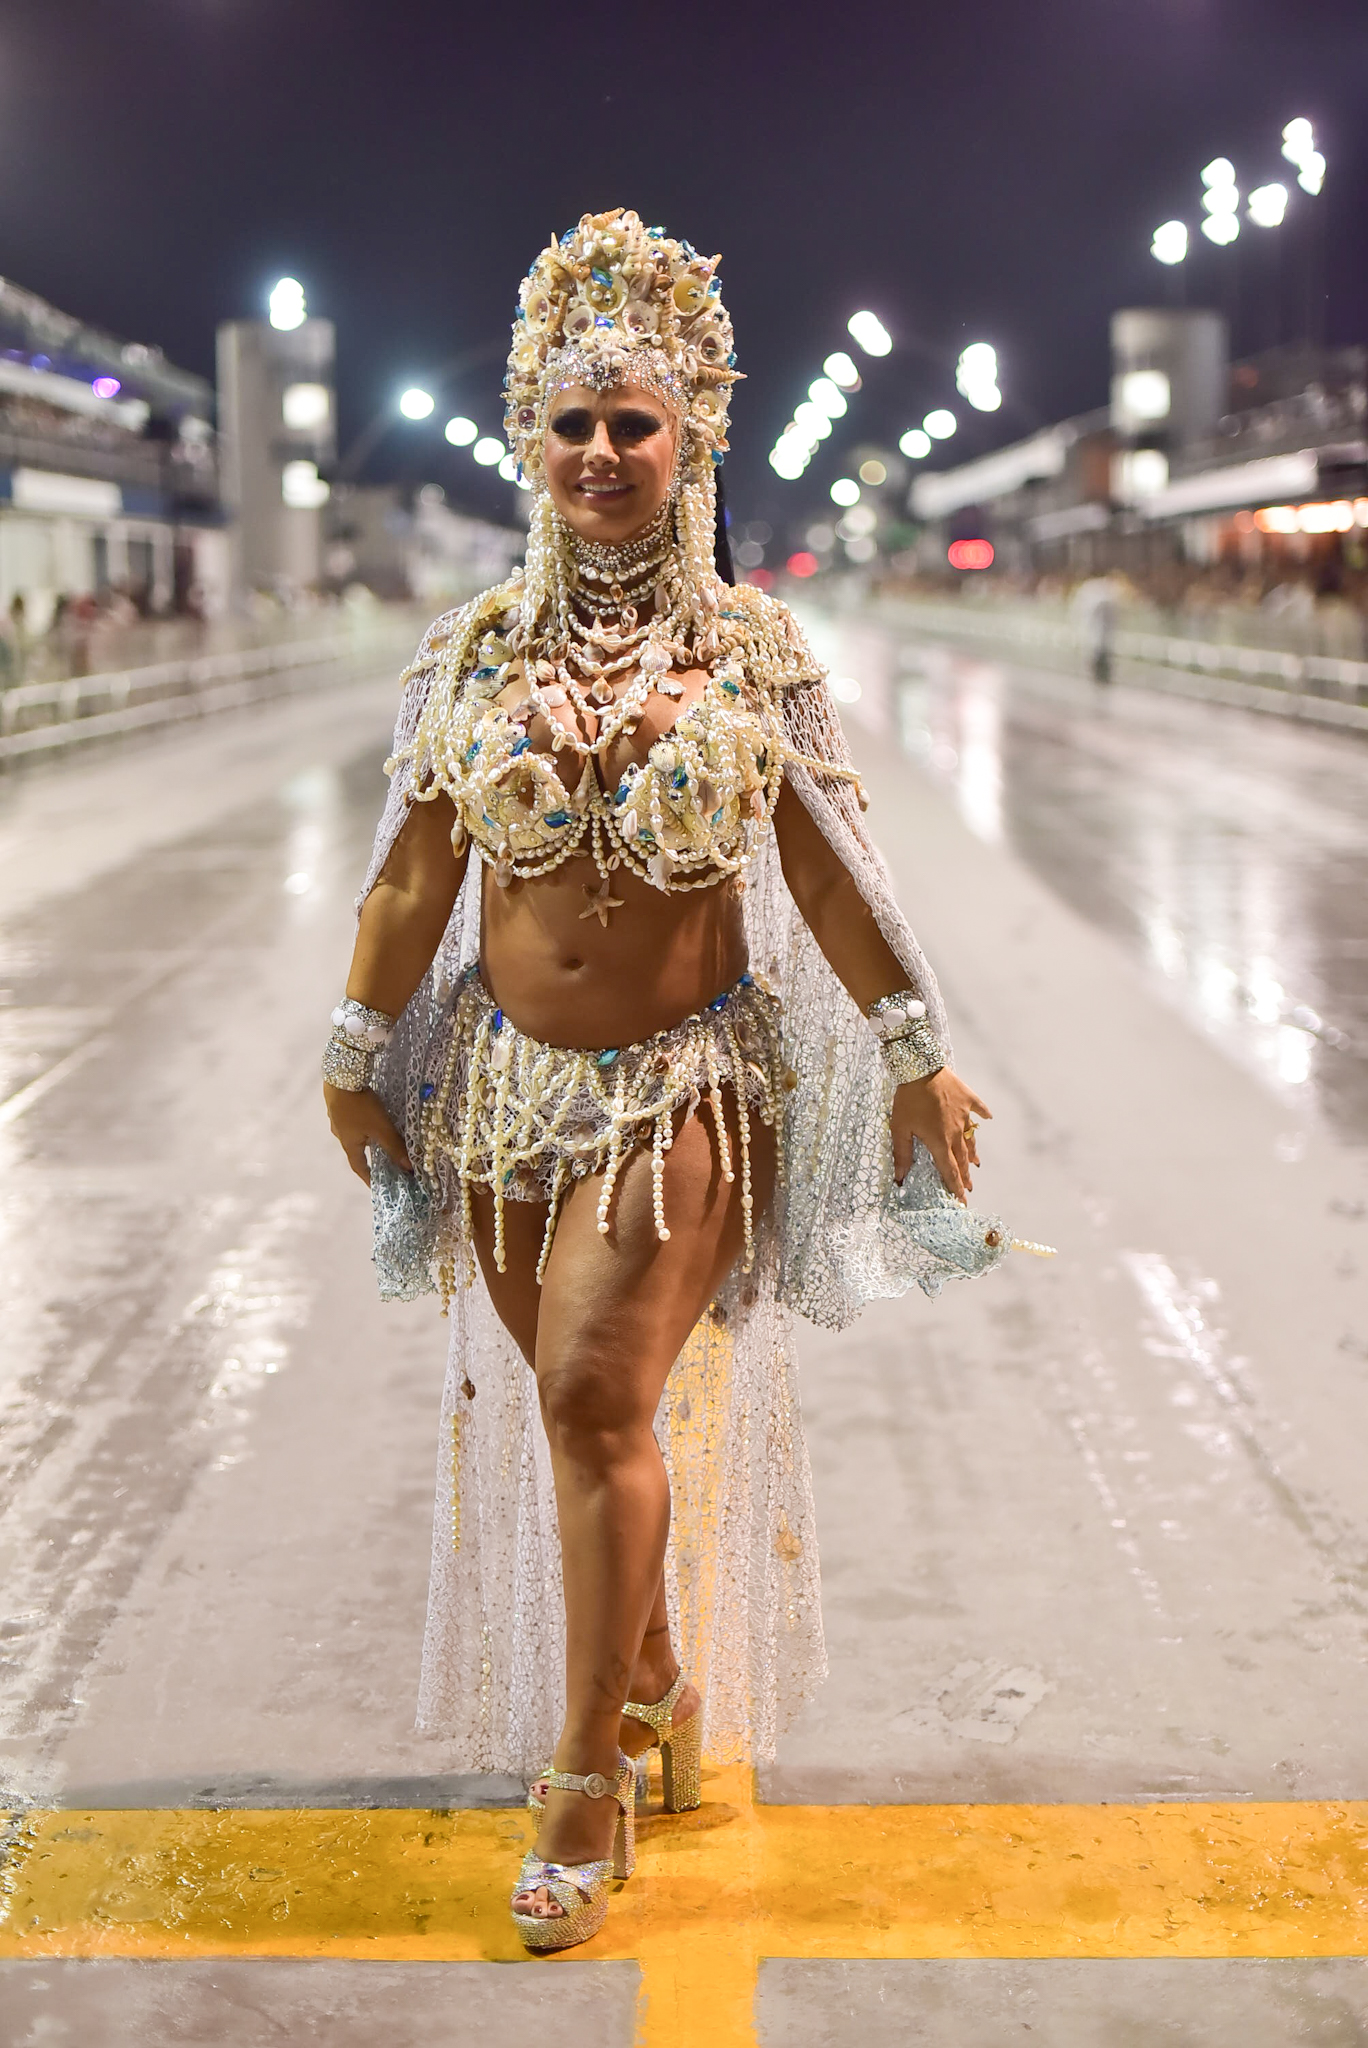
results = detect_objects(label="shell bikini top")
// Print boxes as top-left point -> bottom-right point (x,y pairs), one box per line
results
410,583 -> 865,897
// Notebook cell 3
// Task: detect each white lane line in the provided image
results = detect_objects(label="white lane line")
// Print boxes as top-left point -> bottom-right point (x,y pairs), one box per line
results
0,1035 -> 109,1127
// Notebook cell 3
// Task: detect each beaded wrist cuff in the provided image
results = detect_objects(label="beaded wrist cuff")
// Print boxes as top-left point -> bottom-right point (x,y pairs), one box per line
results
867,989 -> 928,1039
880,1018 -> 950,1086
322,997 -> 396,1094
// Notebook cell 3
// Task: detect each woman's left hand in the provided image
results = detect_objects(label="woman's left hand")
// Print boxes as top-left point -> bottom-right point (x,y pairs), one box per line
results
891,1069 -> 992,1202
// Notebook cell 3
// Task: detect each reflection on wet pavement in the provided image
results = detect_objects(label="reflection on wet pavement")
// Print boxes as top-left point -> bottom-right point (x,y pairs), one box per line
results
801,609 -> 1368,1144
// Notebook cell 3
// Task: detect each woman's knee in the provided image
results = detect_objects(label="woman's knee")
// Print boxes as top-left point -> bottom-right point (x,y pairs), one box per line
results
535,1347 -> 653,1463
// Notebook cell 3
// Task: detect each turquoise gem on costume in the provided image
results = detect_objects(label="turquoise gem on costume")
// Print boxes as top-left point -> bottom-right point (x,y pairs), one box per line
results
647,226 -> 664,238
740,972 -> 754,986
711,450 -> 723,466
511,735 -> 531,755
590,267 -> 613,287
472,666 -> 500,680
670,766 -> 688,789
712,808 -> 724,824
464,740 -> 482,763
720,679 -> 740,697
614,782 -> 629,804
597,1049 -> 620,1067
545,809 -> 571,827
709,994 -> 729,1011
493,1009 -> 503,1031
595,316 -> 613,328
727,351 -> 737,366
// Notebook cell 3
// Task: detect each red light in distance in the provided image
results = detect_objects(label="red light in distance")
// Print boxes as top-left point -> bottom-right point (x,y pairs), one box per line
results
786,551 -> 818,578
747,566 -> 775,590
948,539 -> 994,571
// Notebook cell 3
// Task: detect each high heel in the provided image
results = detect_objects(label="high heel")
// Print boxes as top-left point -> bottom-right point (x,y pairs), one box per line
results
510,1754 -> 635,1953
623,1670 -> 703,1813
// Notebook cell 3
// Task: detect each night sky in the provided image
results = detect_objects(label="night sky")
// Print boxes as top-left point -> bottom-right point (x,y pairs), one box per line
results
2,1 -> 1364,544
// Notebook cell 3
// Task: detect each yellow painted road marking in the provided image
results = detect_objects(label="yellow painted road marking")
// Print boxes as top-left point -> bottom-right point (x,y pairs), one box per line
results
3,1770 -> 1366,2047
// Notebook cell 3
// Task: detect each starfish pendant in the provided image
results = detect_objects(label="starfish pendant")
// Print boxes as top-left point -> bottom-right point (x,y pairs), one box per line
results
579,876 -> 625,927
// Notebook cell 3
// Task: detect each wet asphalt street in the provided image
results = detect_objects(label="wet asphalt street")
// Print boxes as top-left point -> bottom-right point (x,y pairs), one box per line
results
1,611 -> 1367,2043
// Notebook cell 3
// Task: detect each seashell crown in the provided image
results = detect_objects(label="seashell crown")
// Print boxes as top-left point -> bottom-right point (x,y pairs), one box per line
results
504,208 -> 741,485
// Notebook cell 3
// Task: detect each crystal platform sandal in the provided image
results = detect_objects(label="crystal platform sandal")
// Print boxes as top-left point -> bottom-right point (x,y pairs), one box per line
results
623,1670 -> 703,1813
511,1754 -> 636,1953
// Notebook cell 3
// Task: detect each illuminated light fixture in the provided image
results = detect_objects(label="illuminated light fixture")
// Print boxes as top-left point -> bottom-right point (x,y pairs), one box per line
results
1200,157 -> 1239,243
830,676 -> 863,703
769,449 -> 806,479
809,377 -> 847,418
1151,220 -> 1188,265
497,452 -> 519,482
1282,118 -> 1325,195
899,428 -> 932,459
1248,183 -> 1288,228
1117,368 -> 1171,423
444,415 -> 478,445
1201,156 -> 1236,189
956,342 -> 1001,413
473,436 -> 505,466
923,409 -> 957,439
1113,448 -> 1169,502
858,459 -> 887,486
793,401 -> 832,438
269,277 -> 307,331
282,381 -> 330,430
1201,213 -> 1239,246
823,350 -> 861,390
91,375 -> 121,399
399,387 -> 435,420
948,538 -> 994,571
281,458 -> 330,509
829,477 -> 861,507
1254,500 -> 1357,534
847,310 -> 892,357
841,504 -> 878,537
786,551 -> 819,578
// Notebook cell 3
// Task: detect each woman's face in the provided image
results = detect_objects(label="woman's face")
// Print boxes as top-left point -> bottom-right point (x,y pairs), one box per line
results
543,382 -> 677,545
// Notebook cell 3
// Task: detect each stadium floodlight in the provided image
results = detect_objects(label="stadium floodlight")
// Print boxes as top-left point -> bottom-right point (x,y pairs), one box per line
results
847,310 -> 892,357
923,409 -> 957,439
473,436 -> 505,466
399,387 -> 435,419
793,401 -> 832,438
1248,183 -> 1289,228
1200,157 -> 1236,189
444,415 -> 478,445
829,477 -> 861,506
809,377 -> 848,418
498,452 -> 519,482
1201,213 -> 1239,246
1151,220 -> 1189,265
956,342 -> 1001,413
823,350 -> 861,390
269,277 -> 307,331
1281,118 -> 1325,194
899,428 -> 932,459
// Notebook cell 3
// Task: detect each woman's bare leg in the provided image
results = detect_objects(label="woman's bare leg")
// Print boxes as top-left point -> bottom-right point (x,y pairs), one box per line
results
470,1095 -> 776,1907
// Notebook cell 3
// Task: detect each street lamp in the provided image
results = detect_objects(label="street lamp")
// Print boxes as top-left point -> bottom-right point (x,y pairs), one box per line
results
268,277 -> 307,331
956,342 -> 1001,412
1282,118 -> 1325,195
1151,220 -> 1188,265
847,310 -> 892,357
399,386 -> 435,419
1248,183 -> 1289,228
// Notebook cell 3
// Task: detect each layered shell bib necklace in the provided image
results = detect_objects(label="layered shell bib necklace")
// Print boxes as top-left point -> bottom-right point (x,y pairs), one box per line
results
520,502 -> 690,757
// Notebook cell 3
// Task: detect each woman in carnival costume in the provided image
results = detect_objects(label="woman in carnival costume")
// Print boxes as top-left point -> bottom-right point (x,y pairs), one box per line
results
324,208 -> 998,1950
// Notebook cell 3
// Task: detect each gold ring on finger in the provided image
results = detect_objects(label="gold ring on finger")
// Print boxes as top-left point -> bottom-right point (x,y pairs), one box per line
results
964,1118 -> 979,1136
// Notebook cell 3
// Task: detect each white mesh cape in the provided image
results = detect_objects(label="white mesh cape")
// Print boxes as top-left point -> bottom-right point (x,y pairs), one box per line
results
358,593 -> 955,1772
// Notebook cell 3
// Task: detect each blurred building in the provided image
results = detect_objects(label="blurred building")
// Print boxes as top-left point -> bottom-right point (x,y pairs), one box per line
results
910,311 -> 1368,583
325,483 -> 522,605
0,278 -> 226,627
216,312 -> 335,602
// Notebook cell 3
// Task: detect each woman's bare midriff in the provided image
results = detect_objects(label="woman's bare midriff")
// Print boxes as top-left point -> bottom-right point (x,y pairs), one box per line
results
479,857 -> 749,1048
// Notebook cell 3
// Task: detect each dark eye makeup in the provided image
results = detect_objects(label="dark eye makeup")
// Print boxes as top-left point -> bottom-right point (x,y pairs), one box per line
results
549,408 -> 664,445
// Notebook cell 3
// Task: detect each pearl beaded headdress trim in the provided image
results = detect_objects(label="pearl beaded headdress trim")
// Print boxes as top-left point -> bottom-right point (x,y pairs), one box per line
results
505,208 -> 739,485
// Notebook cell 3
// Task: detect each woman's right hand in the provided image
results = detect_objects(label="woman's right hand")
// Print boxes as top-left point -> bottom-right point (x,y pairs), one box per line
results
323,1084 -> 413,1185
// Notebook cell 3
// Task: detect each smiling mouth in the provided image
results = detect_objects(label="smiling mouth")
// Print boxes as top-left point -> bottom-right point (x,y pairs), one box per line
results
578,480 -> 632,496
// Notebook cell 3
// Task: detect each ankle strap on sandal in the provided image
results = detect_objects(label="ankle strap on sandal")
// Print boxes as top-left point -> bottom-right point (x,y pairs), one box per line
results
541,1755 -> 631,1803
623,1669 -> 688,1738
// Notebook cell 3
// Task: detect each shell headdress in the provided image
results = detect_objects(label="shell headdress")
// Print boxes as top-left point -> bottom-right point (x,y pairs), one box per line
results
504,207 -> 740,483
504,209 -> 741,639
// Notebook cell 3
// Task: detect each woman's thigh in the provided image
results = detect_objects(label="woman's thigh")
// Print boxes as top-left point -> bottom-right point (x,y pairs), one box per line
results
534,1093 -> 777,1424
468,1189 -> 549,1368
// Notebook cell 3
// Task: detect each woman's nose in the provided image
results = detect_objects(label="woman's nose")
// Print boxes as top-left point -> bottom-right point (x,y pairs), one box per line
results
584,420 -> 617,467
